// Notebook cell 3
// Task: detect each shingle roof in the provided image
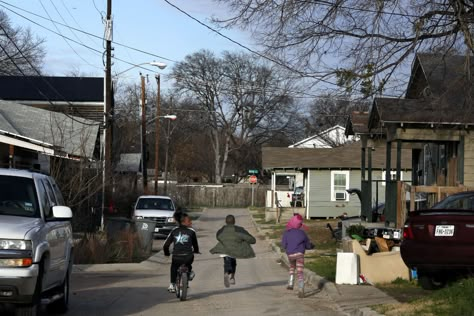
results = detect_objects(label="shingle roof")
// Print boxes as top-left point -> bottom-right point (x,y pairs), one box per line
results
369,97 -> 474,129
262,141 -> 412,170
345,111 -> 369,135
0,76 -> 103,102
0,100 -> 99,158
406,54 -> 474,105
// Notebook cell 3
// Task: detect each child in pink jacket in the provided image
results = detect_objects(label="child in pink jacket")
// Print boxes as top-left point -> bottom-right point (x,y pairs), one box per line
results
281,214 -> 313,298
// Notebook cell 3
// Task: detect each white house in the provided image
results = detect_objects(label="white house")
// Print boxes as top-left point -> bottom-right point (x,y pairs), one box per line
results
288,125 -> 357,149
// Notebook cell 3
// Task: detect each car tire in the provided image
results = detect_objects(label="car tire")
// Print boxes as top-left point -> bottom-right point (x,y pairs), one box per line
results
418,272 -> 446,290
47,267 -> 70,314
15,262 -> 43,316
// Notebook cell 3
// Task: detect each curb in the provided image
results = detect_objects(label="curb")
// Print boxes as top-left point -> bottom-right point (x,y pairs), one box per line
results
248,209 -> 385,316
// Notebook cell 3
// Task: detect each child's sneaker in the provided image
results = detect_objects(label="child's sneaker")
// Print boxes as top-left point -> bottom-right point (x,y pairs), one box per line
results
230,276 -> 235,285
167,283 -> 176,293
297,280 -> 304,298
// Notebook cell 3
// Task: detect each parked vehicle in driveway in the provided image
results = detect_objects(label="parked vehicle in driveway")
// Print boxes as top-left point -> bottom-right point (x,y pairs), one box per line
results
401,191 -> 474,290
133,195 -> 177,238
0,169 -> 74,315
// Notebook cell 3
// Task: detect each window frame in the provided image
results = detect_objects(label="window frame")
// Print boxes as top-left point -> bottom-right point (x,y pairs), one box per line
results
330,170 -> 350,202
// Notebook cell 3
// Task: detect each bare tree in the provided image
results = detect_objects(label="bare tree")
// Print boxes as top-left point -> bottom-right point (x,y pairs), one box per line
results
0,10 -> 45,75
303,95 -> 369,135
171,50 -> 297,183
214,0 -> 474,96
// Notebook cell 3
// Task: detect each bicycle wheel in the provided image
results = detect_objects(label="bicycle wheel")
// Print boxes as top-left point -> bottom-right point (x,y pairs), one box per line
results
175,274 -> 181,299
179,272 -> 188,301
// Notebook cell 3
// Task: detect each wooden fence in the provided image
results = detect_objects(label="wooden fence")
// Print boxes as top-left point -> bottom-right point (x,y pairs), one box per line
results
395,182 -> 474,227
165,184 -> 267,208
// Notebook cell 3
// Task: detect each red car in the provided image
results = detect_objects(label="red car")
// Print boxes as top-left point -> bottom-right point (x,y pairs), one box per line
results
401,191 -> 474,290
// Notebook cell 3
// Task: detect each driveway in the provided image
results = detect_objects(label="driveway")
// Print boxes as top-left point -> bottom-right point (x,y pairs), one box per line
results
64,208 -> 345,315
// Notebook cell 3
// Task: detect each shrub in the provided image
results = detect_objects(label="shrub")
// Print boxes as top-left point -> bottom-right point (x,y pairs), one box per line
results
346,224 -> 366,238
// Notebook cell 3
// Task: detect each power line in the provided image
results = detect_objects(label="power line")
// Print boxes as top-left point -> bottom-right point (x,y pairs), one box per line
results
60,0 -> 102,50
0,1 -> 341,99
162,0 -> 340,87
0,1 -> 177,63
0,2 -> 175,76
0,1 -> 374,101
39,0 -> 102,70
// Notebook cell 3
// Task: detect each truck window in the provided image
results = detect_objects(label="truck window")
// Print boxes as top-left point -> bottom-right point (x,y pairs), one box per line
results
38,180 -> 53,218
0,176 -> 39,217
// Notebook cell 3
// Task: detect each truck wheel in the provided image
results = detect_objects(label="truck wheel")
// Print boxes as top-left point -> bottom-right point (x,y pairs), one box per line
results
418,272 -> 446,290
47,267 -> 70,314
15,262 -> 43,316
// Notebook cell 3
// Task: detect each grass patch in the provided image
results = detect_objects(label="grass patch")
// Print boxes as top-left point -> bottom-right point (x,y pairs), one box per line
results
376,278 -> 426,303
374,277 -> 474,316
306,256 -> 337,282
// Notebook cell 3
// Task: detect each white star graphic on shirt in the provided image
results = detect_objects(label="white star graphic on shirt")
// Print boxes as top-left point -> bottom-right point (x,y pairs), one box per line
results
175,232 -> 190,244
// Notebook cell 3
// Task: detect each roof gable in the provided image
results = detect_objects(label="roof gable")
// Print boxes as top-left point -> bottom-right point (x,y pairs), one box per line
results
289,125 -> 355,148
406,53 -> 474,102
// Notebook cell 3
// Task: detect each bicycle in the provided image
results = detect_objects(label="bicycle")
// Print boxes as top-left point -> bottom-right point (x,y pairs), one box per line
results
175,264 -> 189,301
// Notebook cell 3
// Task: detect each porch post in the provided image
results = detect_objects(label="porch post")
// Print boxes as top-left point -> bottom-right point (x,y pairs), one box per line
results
386,141 -> 392,182
367,147 -> 373,220
361,135 -> 367,181
271,171 -> 276,207
458,136 -> 465,184
396,140 -> 402,181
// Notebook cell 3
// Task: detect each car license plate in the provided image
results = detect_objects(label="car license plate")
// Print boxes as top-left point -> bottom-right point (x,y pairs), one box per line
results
154,228 -> 159,233
435,225 -> 454,236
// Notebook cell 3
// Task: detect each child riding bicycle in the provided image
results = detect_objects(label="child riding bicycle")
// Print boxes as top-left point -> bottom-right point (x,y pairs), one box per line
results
163,210 -> 200,293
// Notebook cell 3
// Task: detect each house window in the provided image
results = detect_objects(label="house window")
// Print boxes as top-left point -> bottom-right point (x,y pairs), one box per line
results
382,170 -> 403,186
331,171 -> 350,201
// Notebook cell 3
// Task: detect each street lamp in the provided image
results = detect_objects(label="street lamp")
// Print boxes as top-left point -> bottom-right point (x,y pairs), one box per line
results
114,61 -> 167,77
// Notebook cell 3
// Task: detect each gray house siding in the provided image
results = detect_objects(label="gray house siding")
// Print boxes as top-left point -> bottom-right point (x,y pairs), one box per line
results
307,169 -> 412,218
307,169 -> 361,218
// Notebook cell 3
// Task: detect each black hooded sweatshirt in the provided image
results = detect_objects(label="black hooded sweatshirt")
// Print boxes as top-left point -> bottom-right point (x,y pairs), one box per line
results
163,225 -> 199,256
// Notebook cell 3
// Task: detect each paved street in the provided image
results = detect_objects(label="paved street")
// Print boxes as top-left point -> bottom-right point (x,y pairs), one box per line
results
65,208 -> 345,316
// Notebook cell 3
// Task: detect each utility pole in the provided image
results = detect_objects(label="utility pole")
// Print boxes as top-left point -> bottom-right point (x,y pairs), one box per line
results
154,74 -> 161,195
141,75 -> 148,194
102,0 -> 113,227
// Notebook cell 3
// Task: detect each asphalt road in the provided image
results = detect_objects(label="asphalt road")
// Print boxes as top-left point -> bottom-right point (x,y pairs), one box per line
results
26,208 -> 347,316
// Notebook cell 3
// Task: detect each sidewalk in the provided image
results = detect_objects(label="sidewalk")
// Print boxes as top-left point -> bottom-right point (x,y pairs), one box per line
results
251,211 -> 399,316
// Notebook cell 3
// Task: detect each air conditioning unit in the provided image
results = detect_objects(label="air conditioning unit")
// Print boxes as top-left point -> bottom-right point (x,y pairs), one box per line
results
335,191 -> 347,201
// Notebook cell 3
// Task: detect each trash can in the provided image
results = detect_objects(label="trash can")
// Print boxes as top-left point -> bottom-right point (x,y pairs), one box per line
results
133,219 -> 156,256
105,217 -> 134,243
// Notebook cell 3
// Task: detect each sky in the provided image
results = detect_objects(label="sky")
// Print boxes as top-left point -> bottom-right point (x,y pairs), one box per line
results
0,0 -> 254,91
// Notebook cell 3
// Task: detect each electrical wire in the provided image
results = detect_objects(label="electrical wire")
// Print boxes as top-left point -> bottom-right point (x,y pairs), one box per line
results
38,0 -> 102,70
0,1 -> 177,63
162,0 -> 340,87
60,0 -> 103,49
0,1 -> 343,100
0,1 -> 387,101
0,2 -> 174,76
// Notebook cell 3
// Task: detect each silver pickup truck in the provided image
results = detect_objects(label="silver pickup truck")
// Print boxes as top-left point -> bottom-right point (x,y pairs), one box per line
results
0,169 -> 73,316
